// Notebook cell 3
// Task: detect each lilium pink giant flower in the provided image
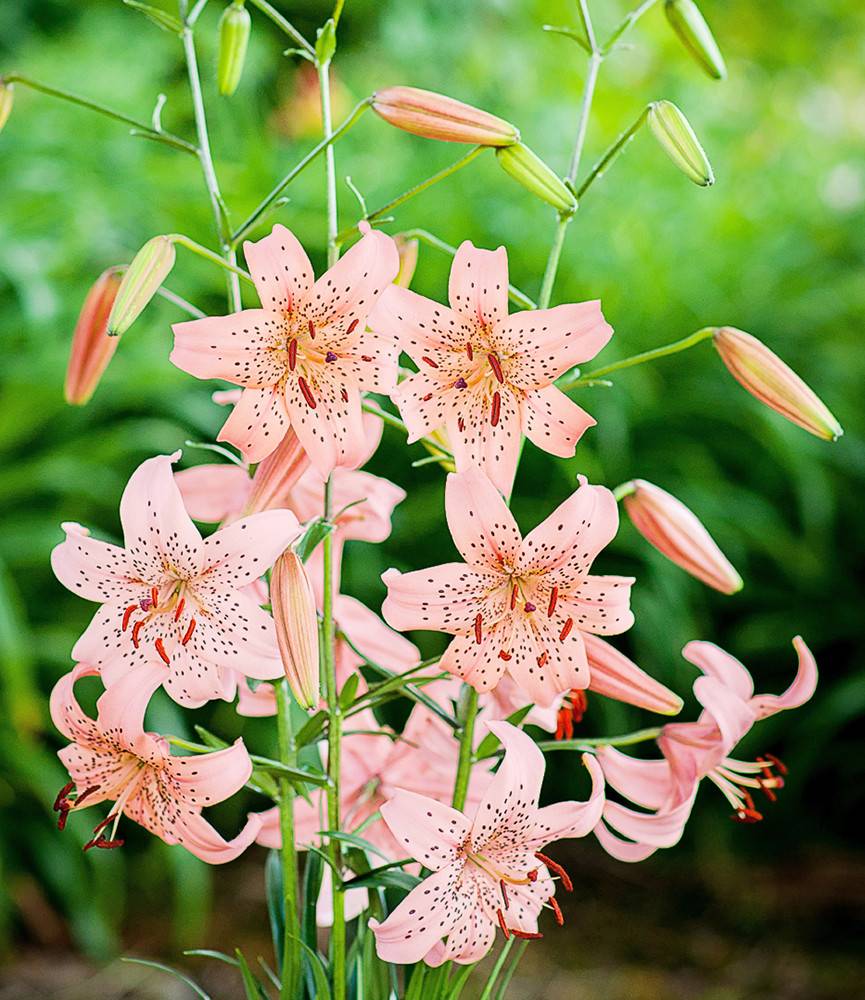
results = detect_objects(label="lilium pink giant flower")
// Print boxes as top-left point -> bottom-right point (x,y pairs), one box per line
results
51,453 -> 300,708
594,636 -> 818,861
382,466 -> 635,705
51,663 -> 260,862
369,240 -> 613,494
171,225 -> 399,475
370,721 -> 604,966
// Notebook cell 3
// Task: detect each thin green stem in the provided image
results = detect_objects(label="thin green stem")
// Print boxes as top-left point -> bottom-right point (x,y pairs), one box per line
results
492,940 -> 529,1000
602,0 -> 662,55
397,229 -> 536,310
231,99 -> 372,245
571,327 -> 714,382
154,284 -> 206,319
276,682 -> 301,1000
334,146 -> 486,247
451,687 -> 479,811
478,939 -> 514,1000
169,234 -> 254,284
535,727 -> 663,753
1,73 -> 196,154
574,105 -> 649,201
247,0 -> 316,56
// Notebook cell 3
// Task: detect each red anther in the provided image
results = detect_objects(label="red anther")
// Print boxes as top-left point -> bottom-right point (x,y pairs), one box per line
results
466,342 -> 473,361
556,707 -> 573,741
174,597 -> 185,622
454,377 -> 468,389
361,355 -> 373,362
57,808 -> 70,831
422,356 -> 439,368
308,319 -> 316,339
74,785 -> 100,809
499,879 -> 509,909
325,351 -> 338,363
759,782 -> 778,803
490,390 -> 501,427
53,781 -> 74,813
422,392 -> 434,402
550,896 -> 564,926
537,651 -> 548,668
474,613 -> 483,645
487,353 -> 504,384
524,602 -> 536,613
570,690 -> 588,724
742,790 -> 757,812
89,815 -> 114,837
150,586 -> 159,609
732,808 -> 763,824
527,868 -> 539,882
84,836 -> 125,852
122,604 -> 137,632
298,376 -> 317,409
155,638 -> 171,664
498,650 -> 512,661
347,318 -> 359,335
764,752 -> 788,775
510,585 -> 518,611
182,619 -> 197,646
131,619 -> 144,649
534,852 -> 573,893
509,929 -> 543,940
547,587 -> 558,617
458,416 -> 465,432
288,338 -> 298,370
559,618 -> 573,641
555,714 -> 565,741
496,908 -> 510,939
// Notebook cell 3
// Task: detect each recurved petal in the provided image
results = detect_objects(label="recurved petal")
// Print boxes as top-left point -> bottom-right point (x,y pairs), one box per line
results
167,738 -> 253,805
594,819 -> 658,863
526,753 -> 605,845
595,745 -> 674,811
94,662 -> 167,759
174,808 -> 262,864
243,223 -> 314,313
693,675 -> 756,752
681,640 -> 754,701
380,790 -> 471,871
49,663 -> 102,746
445,466 -> 521,569
749,635 -> 818,719
602,791 -> 696,849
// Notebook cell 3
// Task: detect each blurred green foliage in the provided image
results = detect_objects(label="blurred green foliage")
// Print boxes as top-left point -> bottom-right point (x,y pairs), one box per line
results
1,0 -> 863,969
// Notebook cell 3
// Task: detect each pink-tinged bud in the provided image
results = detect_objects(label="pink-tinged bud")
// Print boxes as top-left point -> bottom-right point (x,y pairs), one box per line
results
244,430 -> 310,514
621,479 -> 743,594
64,268 -> 123,405
713,327 -> 843,442
394,236 -> 419,288
585,634 -> 683,716
107,235 -> 176,336
0,80 -> 13,133
271,551 -> 320,710
371,86 -> 520,147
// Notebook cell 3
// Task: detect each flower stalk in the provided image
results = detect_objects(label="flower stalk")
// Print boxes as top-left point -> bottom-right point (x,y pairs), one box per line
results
451,686 -> 479,811
275,681 -> 301,1000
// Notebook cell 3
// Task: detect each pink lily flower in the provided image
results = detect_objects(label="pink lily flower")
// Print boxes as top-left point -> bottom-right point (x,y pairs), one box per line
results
50,663 -> 260,862
51,453 -> 300,707
382,466 -> 634,705
170,224 -> 400,474
370,721 -> 605,966
369,240 -> 613,494
595,636 -> 818,861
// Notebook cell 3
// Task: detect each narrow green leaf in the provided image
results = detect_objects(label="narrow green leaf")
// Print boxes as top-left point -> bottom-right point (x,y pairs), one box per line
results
445,962 -> 475,1000
318,830 -> 392,862
342,867 -> 421,893
301,849 -> 324,954
264,850 -> 284,973
122,0 -> 184,34
294,517 -> 335,562
251,756 -> 328,787
295,709 -> 327,747
235,949 -> 269,1000
183,949 -> 239,967
193,725 -> 229,749
121,958 -> 211,999
290,935 -> 332,1000
338,672 -> 360,710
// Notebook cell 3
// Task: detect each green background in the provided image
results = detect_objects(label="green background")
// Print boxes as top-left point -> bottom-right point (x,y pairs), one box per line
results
1,1 -> 862,997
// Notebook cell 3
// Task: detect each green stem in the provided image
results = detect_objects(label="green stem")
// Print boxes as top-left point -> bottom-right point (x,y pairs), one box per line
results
246,0 -> 316,56
451,687 -> 479,811
535,727 -> 663,753
571,326 -> 714,383
334,146 -> 486,247
397,229 -> 536,310
276,682 -> 301,1000
231,99 -> 372,245
169,234 -> 254,284
1,73 -> 196,154
573,105 -> 649,201
601,0 -> 662,55
478,939 -> 514,1000
492,940 -> 529,1000
153,284 -> 206,318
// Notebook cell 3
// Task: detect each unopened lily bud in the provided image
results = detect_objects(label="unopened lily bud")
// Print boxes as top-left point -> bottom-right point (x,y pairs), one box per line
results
394,236 -> 419,288
64,267 -> 123,405
0,80 -> 13,133
713,327 -> 843,441
371,86 -> 519,147
647,100 -> 714,186
664,0 -> 727,80
585,634 -> 684,716
422,428 -> 456,473
107,236 -> 175,336
271,551 -> 320,710
621,479 -> 743,594
218,1 -> 251,97
495,142 -> 577,214
245,430 -> 310,514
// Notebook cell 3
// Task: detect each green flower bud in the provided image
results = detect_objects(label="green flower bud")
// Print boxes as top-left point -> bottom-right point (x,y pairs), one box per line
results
495,142 -> 577,213
107,236 -> 176,337
0,80 -> 13,133
664,0 -> 727,80
647,100 -> 714,187
218,1 -> 251,97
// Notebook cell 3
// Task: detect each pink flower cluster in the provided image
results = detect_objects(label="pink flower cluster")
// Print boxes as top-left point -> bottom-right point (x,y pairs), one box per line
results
49,224 -> 818,964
